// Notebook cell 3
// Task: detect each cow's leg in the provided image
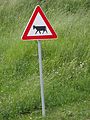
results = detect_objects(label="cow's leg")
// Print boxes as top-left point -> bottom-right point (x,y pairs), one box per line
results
39,31 -> 41,34
35,30 -> 38,34
42,30 -> 45,34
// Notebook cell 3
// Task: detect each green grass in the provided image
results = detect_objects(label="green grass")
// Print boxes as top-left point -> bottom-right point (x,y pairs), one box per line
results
9,100 -> 90,120
0,0 -> 90,120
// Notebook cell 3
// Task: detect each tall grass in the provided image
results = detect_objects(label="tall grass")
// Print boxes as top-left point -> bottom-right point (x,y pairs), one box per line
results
0,0 -> 90,119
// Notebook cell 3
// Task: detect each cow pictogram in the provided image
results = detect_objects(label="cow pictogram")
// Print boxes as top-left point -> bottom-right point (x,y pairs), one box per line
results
33,25 -> 48,34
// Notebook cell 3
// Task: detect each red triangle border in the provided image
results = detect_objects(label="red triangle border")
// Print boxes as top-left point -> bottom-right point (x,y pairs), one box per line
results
22,5 -> 57,40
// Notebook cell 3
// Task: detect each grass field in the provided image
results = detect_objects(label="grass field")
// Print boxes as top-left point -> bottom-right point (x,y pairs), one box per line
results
0,0 -> 90,120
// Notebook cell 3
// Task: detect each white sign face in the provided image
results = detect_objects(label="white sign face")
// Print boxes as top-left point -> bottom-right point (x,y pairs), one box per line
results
27,13 -> 52,36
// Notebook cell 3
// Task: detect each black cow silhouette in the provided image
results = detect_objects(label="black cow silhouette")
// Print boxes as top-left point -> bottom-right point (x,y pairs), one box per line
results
33,25 -> 48,34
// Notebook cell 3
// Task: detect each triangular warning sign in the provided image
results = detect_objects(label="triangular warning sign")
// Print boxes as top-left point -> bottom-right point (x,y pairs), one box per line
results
22,5 -> 57,40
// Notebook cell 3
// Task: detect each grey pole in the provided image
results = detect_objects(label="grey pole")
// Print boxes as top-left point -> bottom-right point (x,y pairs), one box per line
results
38,40 -> 45,117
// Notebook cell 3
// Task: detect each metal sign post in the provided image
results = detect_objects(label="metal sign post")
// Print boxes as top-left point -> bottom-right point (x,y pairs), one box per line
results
38,40 -> 45,117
